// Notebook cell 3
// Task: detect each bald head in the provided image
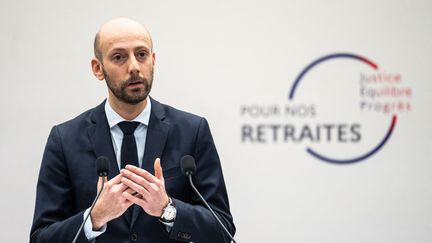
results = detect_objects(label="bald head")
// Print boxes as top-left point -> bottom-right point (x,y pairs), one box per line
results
94,17 -> 153,61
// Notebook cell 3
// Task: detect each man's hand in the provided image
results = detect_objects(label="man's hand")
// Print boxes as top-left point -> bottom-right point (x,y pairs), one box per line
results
120,158 -> 169,217
90,174 -> 134,230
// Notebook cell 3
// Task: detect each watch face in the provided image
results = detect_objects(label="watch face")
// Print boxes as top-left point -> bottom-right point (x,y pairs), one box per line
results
163,205 -> 176,221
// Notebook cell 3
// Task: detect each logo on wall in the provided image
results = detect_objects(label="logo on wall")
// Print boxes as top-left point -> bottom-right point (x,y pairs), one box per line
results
240,52 -> 412,164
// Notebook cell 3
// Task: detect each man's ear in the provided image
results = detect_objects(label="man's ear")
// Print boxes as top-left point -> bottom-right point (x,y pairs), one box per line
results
91,58 -> 105,80
151,52 -> 156,67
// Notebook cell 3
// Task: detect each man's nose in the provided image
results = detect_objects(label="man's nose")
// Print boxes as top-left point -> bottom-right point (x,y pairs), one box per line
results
128,55 -> 140,75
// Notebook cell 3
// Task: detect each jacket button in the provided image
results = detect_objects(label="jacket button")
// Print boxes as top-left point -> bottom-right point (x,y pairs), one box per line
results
131,233 -> 138,241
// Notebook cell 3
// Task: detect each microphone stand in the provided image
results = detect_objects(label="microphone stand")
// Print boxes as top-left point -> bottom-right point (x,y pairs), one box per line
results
187,174 -> 237,243
72,177 -> 106,243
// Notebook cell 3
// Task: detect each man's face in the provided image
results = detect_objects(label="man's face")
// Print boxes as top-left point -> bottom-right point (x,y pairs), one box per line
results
98,28 -> 155,105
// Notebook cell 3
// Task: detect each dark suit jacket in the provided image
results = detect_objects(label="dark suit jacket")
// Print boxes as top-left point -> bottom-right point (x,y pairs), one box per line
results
30,98 -> 235,243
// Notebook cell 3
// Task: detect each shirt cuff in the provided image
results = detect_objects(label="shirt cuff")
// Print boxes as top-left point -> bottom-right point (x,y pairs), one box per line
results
83,208 -> 106,241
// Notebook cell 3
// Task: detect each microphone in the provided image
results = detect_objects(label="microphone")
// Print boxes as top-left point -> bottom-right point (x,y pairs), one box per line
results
180,155 -> 237,243
180,155 -> 196,176
96,156 -> 110,176
72,156 -> 110,243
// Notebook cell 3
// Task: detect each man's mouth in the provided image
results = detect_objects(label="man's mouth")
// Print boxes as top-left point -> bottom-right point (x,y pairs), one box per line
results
127,80 -> 144,88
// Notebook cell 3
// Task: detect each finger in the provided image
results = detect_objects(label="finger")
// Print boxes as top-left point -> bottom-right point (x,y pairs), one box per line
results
121,177 -> 150,198
124,165 -> 158,183
122,199 -> 135,209
121,168 -> 146,183
98,176 -> 108,190
124,188 -> 142,197
125,188 -> 136,194
154,158 -> 164,180
109,173 -> 124,184
97,177 -> 103,191
123,191 -> 146,206
116,181 -> 130,192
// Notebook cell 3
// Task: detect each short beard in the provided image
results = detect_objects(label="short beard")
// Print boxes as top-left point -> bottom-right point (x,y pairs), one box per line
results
103,68 -> 153,105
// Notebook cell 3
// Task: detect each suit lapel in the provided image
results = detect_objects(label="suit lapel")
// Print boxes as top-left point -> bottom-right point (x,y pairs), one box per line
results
131,98 -> 170,227
87,100 -> 120,179
87,100 -> 131,225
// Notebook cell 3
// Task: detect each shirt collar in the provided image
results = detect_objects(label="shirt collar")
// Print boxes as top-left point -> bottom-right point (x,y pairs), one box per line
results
104,97 -> 152,128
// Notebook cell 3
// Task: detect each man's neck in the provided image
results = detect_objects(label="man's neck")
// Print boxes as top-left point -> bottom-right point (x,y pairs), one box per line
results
107,96 -> 148,121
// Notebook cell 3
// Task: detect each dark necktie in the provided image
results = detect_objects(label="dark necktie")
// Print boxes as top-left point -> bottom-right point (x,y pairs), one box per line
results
118,121 -> 141,169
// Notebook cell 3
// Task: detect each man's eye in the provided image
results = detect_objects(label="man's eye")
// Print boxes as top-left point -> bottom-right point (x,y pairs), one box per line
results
137,52 -> 147,59
112,54 -> 124,61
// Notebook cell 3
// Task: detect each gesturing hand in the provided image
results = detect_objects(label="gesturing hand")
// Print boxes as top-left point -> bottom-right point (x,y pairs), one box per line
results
120,158 -> 169,217
90,174 -> 134,230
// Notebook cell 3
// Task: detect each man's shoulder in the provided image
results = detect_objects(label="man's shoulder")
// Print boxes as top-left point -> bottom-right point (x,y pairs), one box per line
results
152,98 -> 204,124
55,101 -> 104,131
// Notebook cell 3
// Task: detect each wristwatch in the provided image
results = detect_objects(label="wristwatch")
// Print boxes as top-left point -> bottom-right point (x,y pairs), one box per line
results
159,197 -> 176,223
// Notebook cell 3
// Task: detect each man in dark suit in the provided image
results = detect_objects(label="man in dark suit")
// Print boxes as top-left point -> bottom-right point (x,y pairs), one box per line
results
30,17 -> 235,243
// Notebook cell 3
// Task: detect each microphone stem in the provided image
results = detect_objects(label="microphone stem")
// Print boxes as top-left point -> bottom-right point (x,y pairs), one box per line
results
72,177 -> 106,243
188,174 -> 237,243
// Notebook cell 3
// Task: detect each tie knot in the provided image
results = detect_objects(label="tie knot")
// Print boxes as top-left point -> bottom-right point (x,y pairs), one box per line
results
118,121 -> 140,135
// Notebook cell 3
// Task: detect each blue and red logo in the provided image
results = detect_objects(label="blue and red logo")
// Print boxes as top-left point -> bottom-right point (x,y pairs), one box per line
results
289,53 -> 398,164
240,52 -> 411,164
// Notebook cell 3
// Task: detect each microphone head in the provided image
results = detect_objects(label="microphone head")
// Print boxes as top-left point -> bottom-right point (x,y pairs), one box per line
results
96,156 -> 110,177
180,155 -> 196,176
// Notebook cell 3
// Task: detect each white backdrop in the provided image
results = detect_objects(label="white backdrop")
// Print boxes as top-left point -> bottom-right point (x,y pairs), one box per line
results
1,0 -> 431,242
